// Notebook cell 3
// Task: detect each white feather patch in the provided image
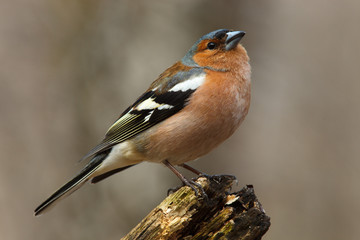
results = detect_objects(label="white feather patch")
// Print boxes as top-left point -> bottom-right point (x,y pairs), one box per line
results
94,141 -> 145,177
144,110 -> 154,122
136,98 -> 159,110
158,104 -> 173,110
170,74 -> 206,92
135,98 -> 173,111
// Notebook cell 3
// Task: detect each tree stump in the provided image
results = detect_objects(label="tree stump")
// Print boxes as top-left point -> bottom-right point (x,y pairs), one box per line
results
121,175 -> 270,240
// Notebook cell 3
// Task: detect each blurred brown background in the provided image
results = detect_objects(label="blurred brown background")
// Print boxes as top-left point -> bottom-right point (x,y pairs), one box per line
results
1,0 -> 359,239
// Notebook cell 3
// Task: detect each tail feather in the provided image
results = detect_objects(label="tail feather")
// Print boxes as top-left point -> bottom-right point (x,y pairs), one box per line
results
34,153 -> 107,216
91,164 -> 136,184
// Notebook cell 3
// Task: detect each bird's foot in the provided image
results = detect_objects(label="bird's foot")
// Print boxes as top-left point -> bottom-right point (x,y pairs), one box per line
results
193,174 -> 237,183
167,178 -> 208,201
192,174 -> 238,193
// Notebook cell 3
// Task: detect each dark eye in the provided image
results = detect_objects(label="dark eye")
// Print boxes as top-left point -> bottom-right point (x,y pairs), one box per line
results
207,42 -> 217,50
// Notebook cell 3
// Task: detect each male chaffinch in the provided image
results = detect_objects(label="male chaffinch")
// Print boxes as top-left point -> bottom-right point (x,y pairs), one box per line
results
34,29 -> 251,216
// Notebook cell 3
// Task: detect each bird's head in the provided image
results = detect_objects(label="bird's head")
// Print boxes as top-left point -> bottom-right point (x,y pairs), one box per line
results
182,29 -> 248,71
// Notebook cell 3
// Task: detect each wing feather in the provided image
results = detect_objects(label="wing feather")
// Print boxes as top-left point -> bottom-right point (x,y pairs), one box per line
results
81,67 -> 206,161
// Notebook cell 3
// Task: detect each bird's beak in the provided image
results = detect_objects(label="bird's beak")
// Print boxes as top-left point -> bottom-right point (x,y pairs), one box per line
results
225,31 -> 246,51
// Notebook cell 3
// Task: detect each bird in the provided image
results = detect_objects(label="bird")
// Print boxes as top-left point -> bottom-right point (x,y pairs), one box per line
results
34,29 -> 251,216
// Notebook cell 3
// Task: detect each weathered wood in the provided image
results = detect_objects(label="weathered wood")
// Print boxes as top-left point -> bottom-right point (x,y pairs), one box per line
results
122,175 -> 270,240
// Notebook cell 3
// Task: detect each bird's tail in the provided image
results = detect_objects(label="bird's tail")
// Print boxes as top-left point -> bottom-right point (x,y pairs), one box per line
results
34,154 -> 106,216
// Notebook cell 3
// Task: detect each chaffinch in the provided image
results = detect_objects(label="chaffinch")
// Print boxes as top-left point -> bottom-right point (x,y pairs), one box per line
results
35,29 -> 251,216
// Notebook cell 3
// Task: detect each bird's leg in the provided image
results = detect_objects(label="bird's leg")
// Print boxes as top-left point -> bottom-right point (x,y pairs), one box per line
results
163,160 -> 207,198
180,163 -> 209,177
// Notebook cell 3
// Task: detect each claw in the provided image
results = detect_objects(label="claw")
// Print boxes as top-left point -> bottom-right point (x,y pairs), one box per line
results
166,178 -> 208,200
188,180 -> 208,200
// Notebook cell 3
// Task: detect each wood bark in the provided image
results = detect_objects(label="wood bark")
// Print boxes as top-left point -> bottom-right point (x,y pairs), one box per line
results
121,175 -> 270,240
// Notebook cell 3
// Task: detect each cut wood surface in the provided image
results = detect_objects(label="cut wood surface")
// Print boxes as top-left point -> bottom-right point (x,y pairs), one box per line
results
121,175 -> 270,240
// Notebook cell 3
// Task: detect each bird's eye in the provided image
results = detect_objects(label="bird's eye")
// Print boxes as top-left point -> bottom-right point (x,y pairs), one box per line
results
207,42 -> 217,50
